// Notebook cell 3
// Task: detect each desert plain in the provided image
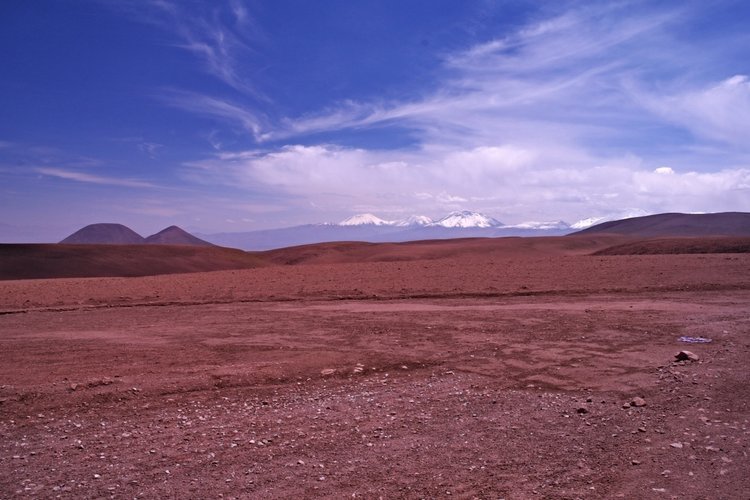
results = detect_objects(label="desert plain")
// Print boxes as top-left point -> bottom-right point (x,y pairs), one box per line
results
1,235 -> 749,499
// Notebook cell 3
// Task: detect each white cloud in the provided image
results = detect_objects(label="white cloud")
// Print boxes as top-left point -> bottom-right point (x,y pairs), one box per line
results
265,4 -> 683,149
171,2 -> 750,223
189,143 -> 542,206
187,143 -> 750,221
635,75 -> 750,148
37,167 -> 155,188
654,167 -> 675,175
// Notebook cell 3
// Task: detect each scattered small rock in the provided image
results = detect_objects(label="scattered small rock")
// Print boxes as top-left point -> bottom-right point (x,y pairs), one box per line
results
320,368 -> 336,376
631,397 -> 647,407
576,406 -> 589,414
670,442 -> 683,449
631,459 -> 641,465
675,351 -> 699,362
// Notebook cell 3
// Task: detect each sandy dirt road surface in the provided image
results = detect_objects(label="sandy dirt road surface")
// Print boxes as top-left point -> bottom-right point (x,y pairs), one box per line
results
1,251 -> 749,498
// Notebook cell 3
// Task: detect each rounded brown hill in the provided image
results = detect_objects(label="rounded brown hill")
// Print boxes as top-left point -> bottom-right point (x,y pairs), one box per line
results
573,211 -> 750,237
145,225 -> 213,246
60,223 -> 145,244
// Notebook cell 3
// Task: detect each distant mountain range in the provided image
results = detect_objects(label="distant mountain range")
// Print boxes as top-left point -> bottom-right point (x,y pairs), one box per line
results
337,211 -> 503,228
6,212 -> 749,280
60,224 -> 213,246
198,209 -> 650,250
51,211 -> 750,251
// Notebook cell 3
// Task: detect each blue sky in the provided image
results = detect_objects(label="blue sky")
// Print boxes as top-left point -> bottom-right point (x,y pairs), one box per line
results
1,0 -> 749,241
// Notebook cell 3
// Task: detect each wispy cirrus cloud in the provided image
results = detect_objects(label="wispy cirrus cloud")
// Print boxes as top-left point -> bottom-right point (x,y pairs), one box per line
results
113,0 -> 265,99
177,2 -> 749,221
37,167 -> 155,188
632,75 -> 750,149
254,1 -> 748,165
160,90 -> 265,139
262,3 -> 685,146
155,1 -> 749,223
111,137 -> 164,159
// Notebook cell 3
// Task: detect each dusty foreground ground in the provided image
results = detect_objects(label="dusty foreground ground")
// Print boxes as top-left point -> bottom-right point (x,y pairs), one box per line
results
1,250 -> 749,499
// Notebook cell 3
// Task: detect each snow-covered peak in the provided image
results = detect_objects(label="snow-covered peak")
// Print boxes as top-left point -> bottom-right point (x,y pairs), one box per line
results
393,215 -> 433,227
571,209 -> 650,229
570,216 -> 606,230
431,210 -> 502,228
503,220 -> 570,230
338,213 -> 393,226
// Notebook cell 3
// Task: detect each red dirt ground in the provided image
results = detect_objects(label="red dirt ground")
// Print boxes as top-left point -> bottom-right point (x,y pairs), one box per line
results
1,239 -> 749,499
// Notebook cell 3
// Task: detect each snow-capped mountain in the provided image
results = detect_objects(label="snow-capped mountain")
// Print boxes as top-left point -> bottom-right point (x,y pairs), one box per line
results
503,220 -> 571,230
393,215 -> 433,227
571,209 -> 650,229
570,216 -> 606,230
338,214 -> 435,227
338,211 -> 504,229
201,209 -> 658,250
338,209 -> 649,231
432,210 -> 502,228
338,213 -> 393,226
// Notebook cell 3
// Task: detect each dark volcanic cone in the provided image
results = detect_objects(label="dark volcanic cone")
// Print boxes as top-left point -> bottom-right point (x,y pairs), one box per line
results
60,223 -> 145,244
145,226 -> 214,246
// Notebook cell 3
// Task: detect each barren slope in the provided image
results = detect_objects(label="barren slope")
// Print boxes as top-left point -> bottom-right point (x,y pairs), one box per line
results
0,244 -> 264,280
574,211 -> 750,237
594,236 -> 750,255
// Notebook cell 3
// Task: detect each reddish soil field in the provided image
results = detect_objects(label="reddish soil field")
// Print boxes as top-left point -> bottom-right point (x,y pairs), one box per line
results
1,241 -> 749,498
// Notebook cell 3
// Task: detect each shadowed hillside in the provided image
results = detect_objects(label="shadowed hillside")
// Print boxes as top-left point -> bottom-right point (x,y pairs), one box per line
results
593,237 -> 750,255
0,244 -> 264,280
573,212 -> 750,237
